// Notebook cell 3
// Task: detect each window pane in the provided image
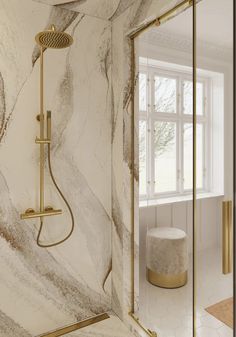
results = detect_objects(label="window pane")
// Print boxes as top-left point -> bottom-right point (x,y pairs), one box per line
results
184,123 -> 204,190
139,73 -> 147,111
183,80 -> 203,115
154,121 -> 176,193
154,76 -> 176,113
139,120 -> 147,195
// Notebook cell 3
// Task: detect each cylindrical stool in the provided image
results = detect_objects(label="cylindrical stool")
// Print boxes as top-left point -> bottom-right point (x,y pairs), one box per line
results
146,227 -> 188,288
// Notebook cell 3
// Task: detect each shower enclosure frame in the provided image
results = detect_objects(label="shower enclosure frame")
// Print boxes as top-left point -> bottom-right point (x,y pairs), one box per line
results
129,0 -> 235,336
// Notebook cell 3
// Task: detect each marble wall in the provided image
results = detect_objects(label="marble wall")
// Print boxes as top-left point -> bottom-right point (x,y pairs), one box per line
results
0,0 -> 112,336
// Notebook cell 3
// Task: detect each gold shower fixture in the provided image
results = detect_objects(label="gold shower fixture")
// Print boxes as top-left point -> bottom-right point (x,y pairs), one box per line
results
35,24 -> 73,49
20,25 -> 75,248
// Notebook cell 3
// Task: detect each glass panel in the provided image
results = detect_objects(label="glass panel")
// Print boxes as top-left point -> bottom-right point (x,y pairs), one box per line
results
196,124 -> 203,189
183,80 -> 203,115
139,73 -> 147,111
154,121 -> 176,193
154,76 -> 176,113
197,2 -> 233,337
137,4 -> 193,337
184,123 -> 204,190
139,120 -> 147,195
183,123 -> 193,190
197,82 -> 204,116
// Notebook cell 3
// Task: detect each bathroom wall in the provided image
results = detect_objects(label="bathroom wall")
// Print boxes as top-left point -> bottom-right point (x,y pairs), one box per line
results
0,0 -> 112,336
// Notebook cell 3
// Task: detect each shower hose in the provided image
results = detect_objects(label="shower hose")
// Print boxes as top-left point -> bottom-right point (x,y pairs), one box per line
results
36,143 -> 75,248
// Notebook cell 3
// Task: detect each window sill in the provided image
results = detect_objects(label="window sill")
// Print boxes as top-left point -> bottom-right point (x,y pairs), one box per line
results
139,192 -> 224,208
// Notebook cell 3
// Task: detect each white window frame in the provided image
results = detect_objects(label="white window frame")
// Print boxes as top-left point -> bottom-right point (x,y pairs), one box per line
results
139,64 -> 211,201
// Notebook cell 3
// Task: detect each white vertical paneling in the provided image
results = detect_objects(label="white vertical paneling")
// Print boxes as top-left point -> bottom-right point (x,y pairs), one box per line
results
139,206 -> 156,229
196,200 -> 202,249
216,197 -> 224,249
139,197 -> 223,258
139,206 -> 156,281
155,204 -> 172,227
197,200 -> 203,251
172,202 -> 187,232
201,197 -> 220,251
186,199 -> 202,252
186,200 -> 193,254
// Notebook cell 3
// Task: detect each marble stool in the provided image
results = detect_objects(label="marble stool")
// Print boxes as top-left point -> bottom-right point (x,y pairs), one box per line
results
146,227 -> 188,288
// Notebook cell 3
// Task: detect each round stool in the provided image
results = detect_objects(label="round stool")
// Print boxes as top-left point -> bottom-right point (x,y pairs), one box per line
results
146,227 -> 188,288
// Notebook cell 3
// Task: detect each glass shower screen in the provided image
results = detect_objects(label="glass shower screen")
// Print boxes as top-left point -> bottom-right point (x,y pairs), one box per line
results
196,1 -> 234,336
133,0 -> 234,336
135,3 -> 194,336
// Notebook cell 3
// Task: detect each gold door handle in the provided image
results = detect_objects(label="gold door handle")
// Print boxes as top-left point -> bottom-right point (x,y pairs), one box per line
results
222,200 -> 232,274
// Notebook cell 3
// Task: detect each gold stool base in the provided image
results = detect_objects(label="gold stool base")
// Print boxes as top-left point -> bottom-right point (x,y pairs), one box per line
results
147,268 -> 187,289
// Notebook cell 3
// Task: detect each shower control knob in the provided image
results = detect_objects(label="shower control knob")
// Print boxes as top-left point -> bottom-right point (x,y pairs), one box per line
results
150,332 -> 157,337
25,208 -> 35,214
147,330 -> 157,337
45,206 -> 54,211
36,114 -> 44,121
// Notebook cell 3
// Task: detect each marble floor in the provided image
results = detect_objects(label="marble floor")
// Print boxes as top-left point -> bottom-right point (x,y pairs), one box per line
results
139,246 -> 233,337
62,313 -> 135,337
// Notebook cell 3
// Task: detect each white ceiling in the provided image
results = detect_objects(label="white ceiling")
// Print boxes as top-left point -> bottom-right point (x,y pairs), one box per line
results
158,0 -> 233,49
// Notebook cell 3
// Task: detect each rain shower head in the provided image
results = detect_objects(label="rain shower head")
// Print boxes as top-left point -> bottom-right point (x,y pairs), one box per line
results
35,24 -> 73,49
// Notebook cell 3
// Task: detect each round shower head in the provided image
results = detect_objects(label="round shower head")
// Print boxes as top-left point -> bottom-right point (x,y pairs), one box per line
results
35,25 -> 73,49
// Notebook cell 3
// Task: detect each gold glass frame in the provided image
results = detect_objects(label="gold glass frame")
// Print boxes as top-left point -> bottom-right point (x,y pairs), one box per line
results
129,1 -> 199,336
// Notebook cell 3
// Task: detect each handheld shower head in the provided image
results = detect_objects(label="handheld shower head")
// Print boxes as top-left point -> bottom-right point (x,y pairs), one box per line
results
35,24 -> 73,49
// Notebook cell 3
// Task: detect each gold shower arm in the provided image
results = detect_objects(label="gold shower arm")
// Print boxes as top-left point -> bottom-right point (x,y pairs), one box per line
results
222,200 -> 232,274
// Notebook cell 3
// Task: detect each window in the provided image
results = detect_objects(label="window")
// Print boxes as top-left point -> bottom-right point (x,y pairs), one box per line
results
139,64 -> 210,200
